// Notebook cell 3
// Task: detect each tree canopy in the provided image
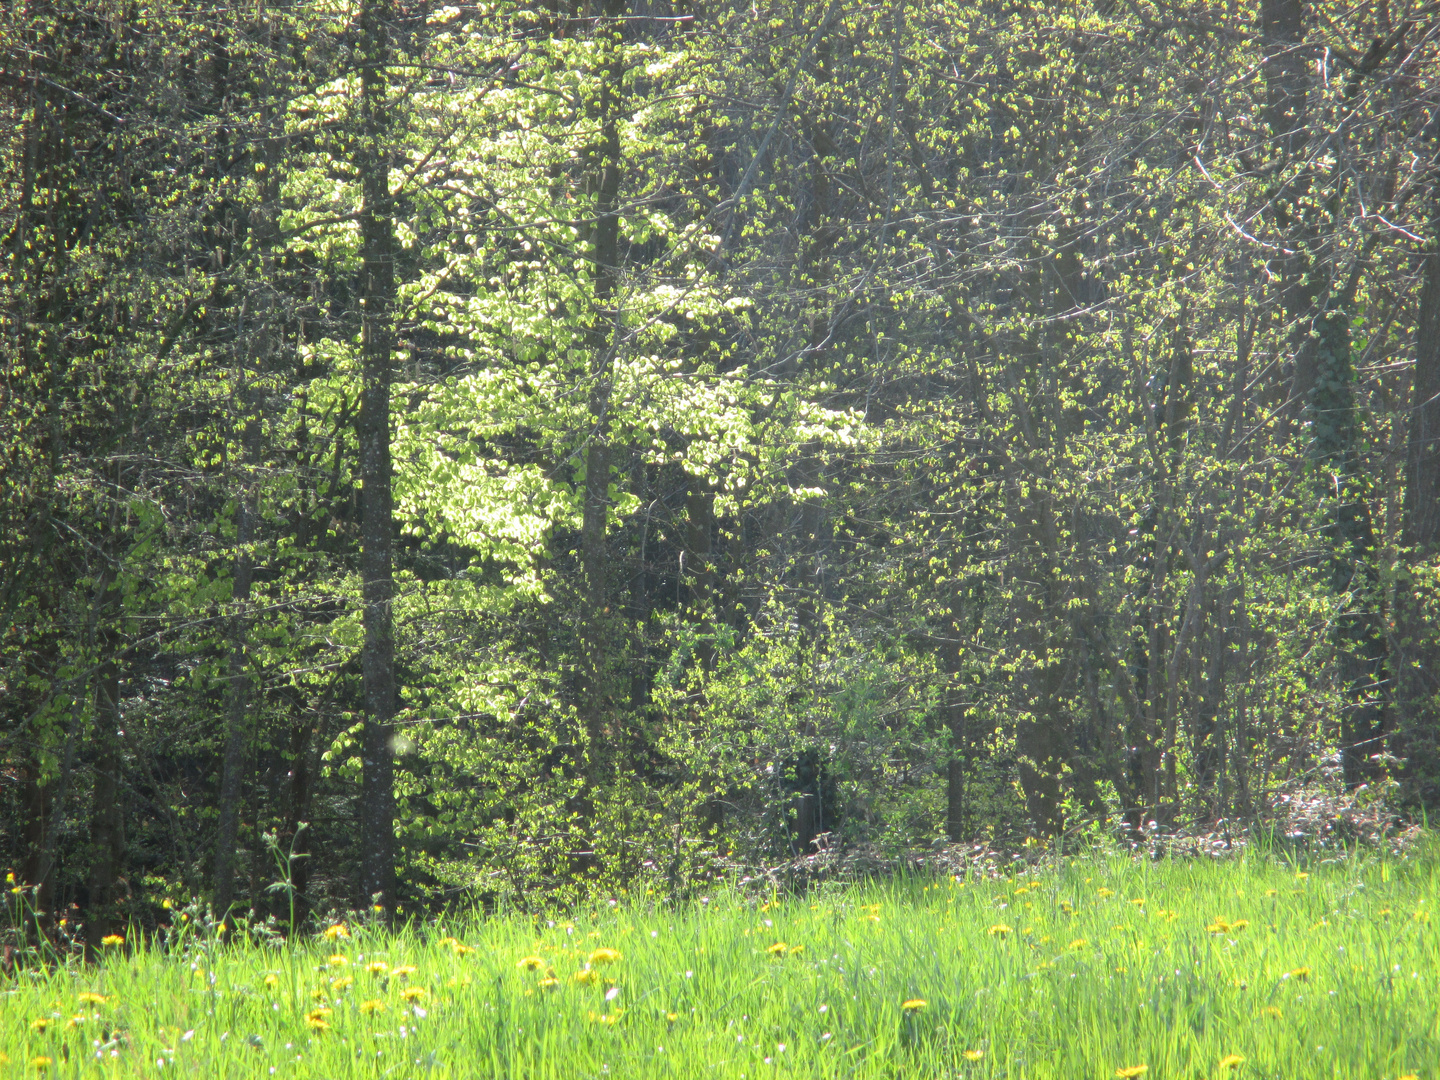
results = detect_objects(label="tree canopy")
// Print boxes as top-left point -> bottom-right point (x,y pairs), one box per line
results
3,0 -> 1439,931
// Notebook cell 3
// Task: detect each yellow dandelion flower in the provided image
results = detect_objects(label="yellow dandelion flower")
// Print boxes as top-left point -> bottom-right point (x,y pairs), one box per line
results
305,1007 -> 331,1023
963,1049 -> 984,1061
438,935 -> 459,947
900,998 -> 927,1012
391,965 -> 417,979
366,961 -> 388,976
1069,939 -> 1088,950
1115,1067 -> 1148,1078
401,986 -> 427,1002
77,992 -> 107,1006
517,955 -> 545,971
1259,1006 -> 1282,1019
1207,920 -> 1232,934
1265,889 -> 1278,897
588,947 -> 622,966
30,1018 -> 50,1033
1060,900 -> 1074,915
359,999 -> 385,1015
29,1057 -> 53,1070
1097,888 -> 1115,899
1295,872 -> 1309,881
987,924 -> 1011,937
538,977 -> 560,991
330,975 -> 353,990
1157,909 -> 1178,921
101,934 -> 124,946
1129,898 -> 1145,907
765,942 -> 788,957
573,968 -> 597,986
1284,967 -> 1311,981
1219,1054 -> 1245,1069
1379,908 -> 1392,917
1398,1074 -> 1419,1080
65,1014 -> 87,1030
323,923 -> 349,940
453,942 -> 474,955
264,973 -> 279,989
1230,920 -> 1249,931
788,944 -> 804,956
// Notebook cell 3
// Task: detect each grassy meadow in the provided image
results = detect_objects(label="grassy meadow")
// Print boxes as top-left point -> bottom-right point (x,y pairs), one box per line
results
3,851 -> 1437,1079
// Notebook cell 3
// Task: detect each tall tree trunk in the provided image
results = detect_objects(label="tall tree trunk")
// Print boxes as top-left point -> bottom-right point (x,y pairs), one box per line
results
85,607 -> 125,951
1257,0 -> 1324,421
213,408 -> 257,921
1259,0 -> 1309,159
685,482 -> 716,668
357,0 -> 397,912
1310,302 -> 1389,786
1397,201 -> 1440,803
577,0 -> 627,785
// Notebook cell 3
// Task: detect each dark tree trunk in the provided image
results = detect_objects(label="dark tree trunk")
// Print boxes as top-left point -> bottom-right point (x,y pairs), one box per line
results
945,751 -> 965,843
85,623 -> 125,950
1396,203 -> 1440,803
357,0 -> 397,912
213,428 -> 257,921
1309,305 -> 1389,787
577,0 -> 627,785
1259,0 -> 1309,158
32,650 -> 92,925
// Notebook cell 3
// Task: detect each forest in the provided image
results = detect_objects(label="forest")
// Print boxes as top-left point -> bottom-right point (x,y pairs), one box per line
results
2,0 -> 1439,942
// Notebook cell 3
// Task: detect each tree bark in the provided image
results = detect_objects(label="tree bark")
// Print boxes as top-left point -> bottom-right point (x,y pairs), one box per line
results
213,410 -> 257,921
1259,0 -> 1309,159
357,0 -> 397,912
84,613 -> 125,951
577,0 -> 627,784
1396,202 -> 1440,802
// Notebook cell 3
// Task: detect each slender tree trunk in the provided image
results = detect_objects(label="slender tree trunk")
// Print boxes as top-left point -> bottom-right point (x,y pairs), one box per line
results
1397,201 -> 1440,802
357,0 -> 397,912
1259,0 -> 1309,158
213,410 -> 257,921
85,611 -> 125,950
685,482 -> 716,668
577,0 -> 627,784
33,635 -> 96,925
945,705 -> 967,843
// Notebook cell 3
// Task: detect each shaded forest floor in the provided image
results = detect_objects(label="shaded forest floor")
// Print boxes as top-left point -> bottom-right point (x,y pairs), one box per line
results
5,844 -> 1437,1078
